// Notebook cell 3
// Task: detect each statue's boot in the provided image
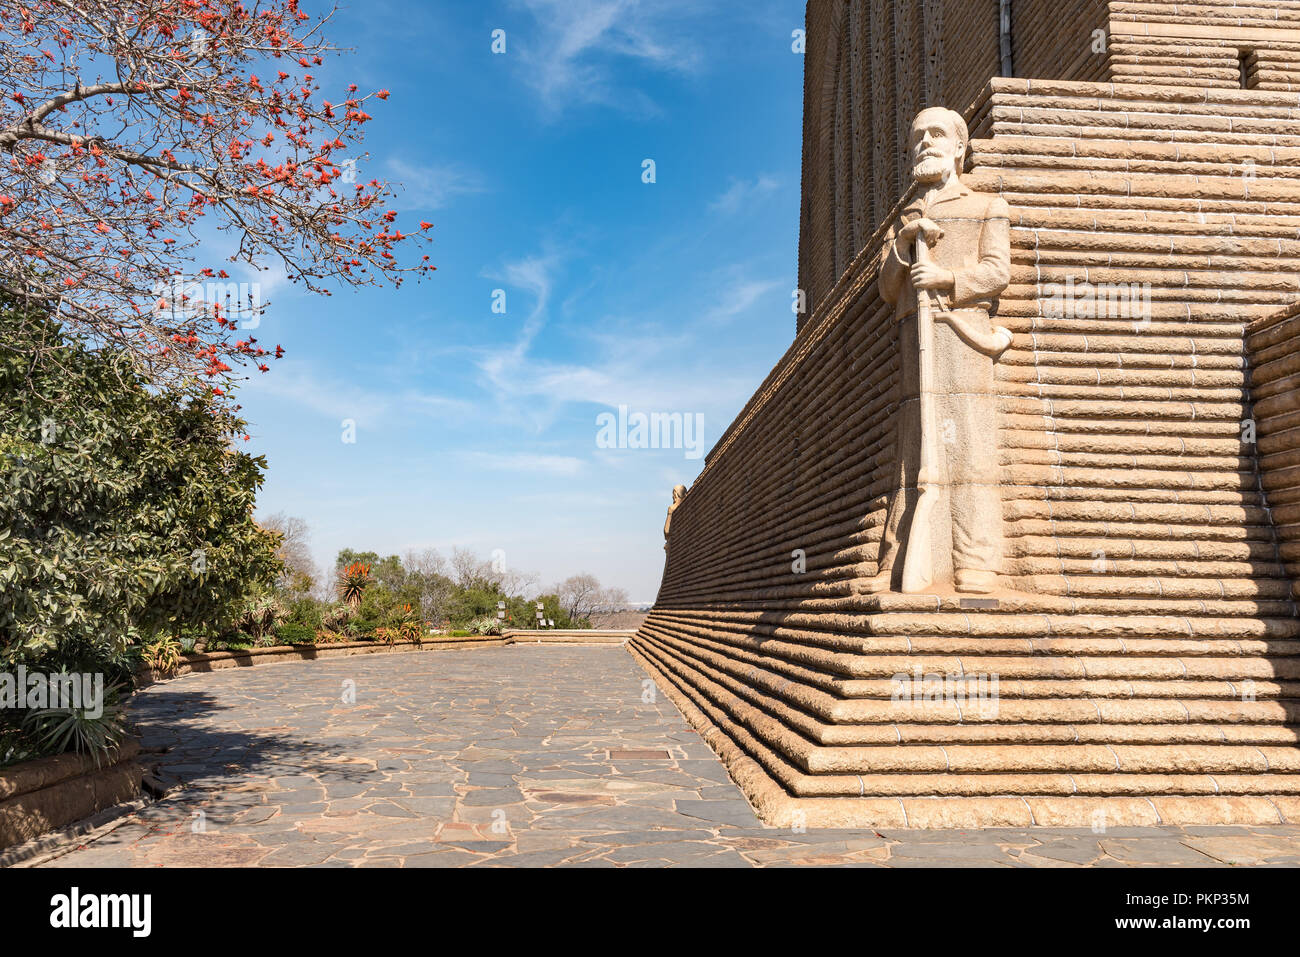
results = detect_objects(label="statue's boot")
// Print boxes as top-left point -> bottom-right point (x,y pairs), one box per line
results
856,570 -> 894,595
955,568 -> 997,594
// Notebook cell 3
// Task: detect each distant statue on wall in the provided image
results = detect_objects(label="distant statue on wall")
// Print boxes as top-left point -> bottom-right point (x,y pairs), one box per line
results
862,107 -> 1013,596
664,484 -> 687,551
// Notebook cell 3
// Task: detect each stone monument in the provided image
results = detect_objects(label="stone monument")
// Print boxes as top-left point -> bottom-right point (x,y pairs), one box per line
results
636,0 -> 1300,829
866,106 -> 1013,596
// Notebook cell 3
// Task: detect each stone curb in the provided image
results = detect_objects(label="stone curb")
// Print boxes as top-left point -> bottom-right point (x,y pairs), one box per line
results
504,630 -> 633,644
136,635 -> 510,686
0,740 -> 144,852
0,797 -> 151,868
137,631 -> 636,686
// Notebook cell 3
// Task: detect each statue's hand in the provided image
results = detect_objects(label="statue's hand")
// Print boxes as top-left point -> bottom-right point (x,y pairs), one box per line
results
911,262 -> 955,292
898,217 -> 944,246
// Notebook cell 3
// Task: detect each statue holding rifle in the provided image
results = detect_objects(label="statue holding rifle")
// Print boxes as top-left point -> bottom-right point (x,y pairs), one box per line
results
862,107 -> 1012,596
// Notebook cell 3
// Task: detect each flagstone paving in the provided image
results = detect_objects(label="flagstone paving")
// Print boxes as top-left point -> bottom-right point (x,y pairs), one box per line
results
35,645 -> 1300,868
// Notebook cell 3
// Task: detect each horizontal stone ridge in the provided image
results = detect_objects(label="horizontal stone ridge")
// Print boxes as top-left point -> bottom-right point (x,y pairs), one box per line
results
1108,2 -> 1300,91
634,606 -> 1300,805
630,637 -> 1300,827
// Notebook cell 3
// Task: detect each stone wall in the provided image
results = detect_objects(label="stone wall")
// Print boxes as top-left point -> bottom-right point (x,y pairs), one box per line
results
1013,0 -> 1110,84
1249,300 -> 1300,598
695,77 -> 1300,609
0,740 -> 141,851
977,78 -> 1299,598
1110,1 -> 1300,90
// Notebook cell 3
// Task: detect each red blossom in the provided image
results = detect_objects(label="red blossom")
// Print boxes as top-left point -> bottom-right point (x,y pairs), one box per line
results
0,0 -> 435,400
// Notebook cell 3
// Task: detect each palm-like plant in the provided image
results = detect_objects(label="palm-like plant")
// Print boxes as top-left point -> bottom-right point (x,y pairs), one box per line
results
21,681 -> 129,766
337,562 -> 371,609
468,614 -> 503,637
142,636 -> 183,678
396,603 -> 423,645
235,595 -> 284,640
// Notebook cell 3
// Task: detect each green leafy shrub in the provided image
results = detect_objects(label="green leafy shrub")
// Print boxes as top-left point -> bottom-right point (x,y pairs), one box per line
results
394,605 -> 423,645
286,597 -> 325,631
141,636 -> 183,678
467,615 -> 503,637
356,587 -> 397,625
0,301 -> 282,695
233,594 -> 285,642
274,623 -> 316,646
322,603 -> 353,633
0,722 -> 45,769
205,630 -> 257,652
348,617 -> 379,639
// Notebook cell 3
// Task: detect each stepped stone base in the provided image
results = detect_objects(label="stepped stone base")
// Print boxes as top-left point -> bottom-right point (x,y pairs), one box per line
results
630,642 -> 1300,829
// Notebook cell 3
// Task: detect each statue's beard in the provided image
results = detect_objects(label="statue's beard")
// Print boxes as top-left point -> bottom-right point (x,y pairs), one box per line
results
913,155 -> 953,183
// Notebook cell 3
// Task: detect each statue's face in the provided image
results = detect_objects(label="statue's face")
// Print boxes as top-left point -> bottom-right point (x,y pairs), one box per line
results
911,111 -> 962,185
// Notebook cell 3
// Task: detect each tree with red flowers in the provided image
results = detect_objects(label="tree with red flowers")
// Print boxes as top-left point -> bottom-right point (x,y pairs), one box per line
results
0,0 -> 434,392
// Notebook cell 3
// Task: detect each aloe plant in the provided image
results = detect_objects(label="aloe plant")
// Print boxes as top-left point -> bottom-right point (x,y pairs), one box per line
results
337,562 -> 371,609
142,636 -> 183,678
21,681 -> 128,766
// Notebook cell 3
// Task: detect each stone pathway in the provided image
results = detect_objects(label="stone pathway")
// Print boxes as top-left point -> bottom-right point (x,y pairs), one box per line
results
36,645 -> 1300,867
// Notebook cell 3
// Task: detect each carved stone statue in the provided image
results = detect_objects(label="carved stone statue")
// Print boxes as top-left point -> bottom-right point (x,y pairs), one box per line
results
863,107 -> 1012,595
664,484 -> 687,551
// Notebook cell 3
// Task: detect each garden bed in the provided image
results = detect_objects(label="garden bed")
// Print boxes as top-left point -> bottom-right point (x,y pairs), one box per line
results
137,634 -> 512,685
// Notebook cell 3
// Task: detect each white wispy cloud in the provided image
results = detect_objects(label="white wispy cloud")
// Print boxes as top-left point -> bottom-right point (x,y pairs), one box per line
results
473,244 -> 775,435
460,451 -> 588,476
477,320 -> 757,434
386,158 -> 488,210
243,360 -> 472,427
479,250 -> 563,378
508,0 -> 714,113
699,271 -> 785,326
708,175 -> 780,215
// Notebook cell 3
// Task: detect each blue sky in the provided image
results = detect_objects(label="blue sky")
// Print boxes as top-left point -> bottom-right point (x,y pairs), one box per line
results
236,0 -> 807,603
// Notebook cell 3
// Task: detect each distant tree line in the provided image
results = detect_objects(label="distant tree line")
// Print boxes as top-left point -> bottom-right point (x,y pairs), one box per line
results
258,515 -> 631,640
